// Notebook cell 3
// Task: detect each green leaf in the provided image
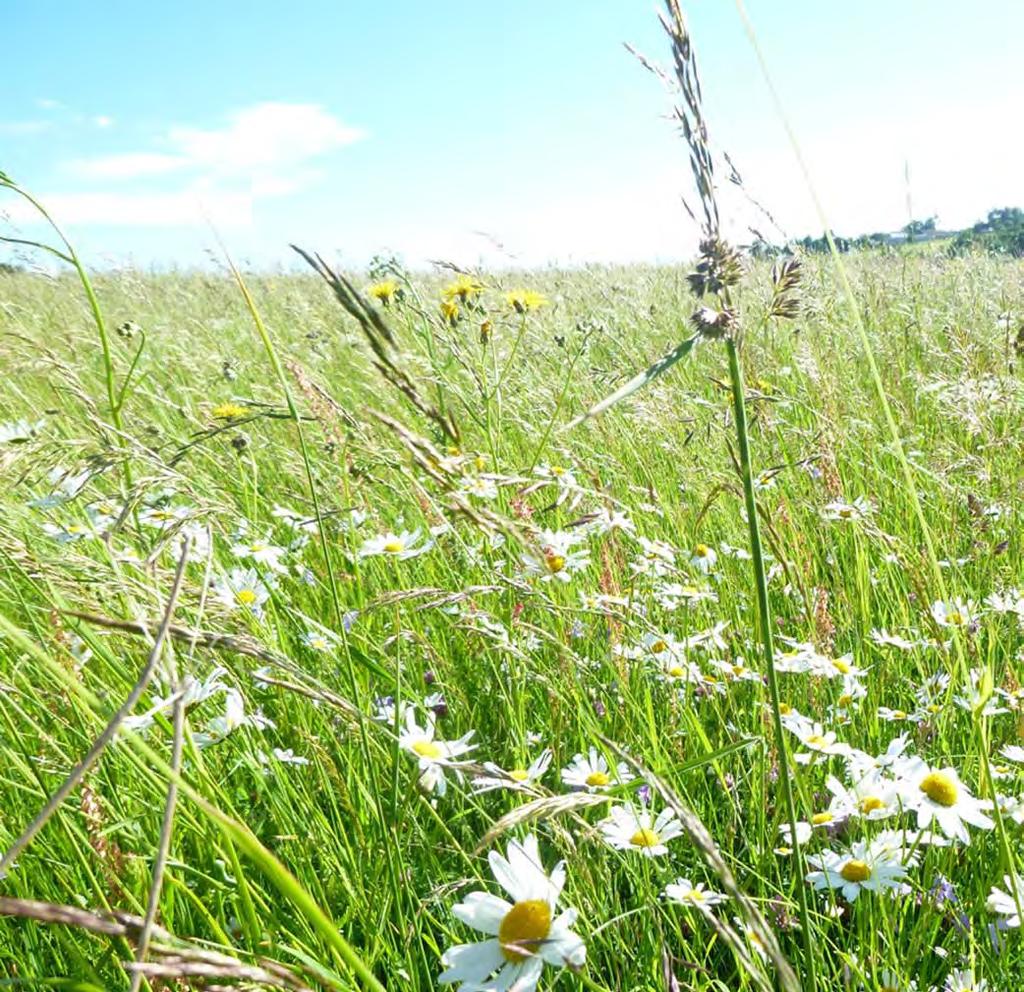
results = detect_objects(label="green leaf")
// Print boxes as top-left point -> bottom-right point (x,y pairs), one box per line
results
566,333 -> 701,429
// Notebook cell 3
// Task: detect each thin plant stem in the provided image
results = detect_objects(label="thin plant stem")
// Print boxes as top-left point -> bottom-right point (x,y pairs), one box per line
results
726,336 -> 818,992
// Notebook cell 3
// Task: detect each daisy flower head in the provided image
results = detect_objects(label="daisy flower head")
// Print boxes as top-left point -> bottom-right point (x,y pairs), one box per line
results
599,803 -> 682,857
459,475 -> 499,501
630,537 -> 676,578
214,567 -> 272,618
439,834 -> 584,992
987,874 -> 1024,928
787,718 -> 850,764
663,878 -> 727,910
231,534 -> 287,572
805,840 -> 908,901
534,463 -> 577,490
359,528 -> 434,561
655,580 -> 717,610
473,749 -> 553,794
560,747 -> 628,792
689,542 -> 718,574
944,969 -> 987,992
930,598 -> 979,630
398,710 -> 476,796
822,496 -> 872,523
826,772 -> 900,821
584,507 -> 634,536
522,530 -> 589,583
301,629 -> 339,652
902,762 -> 993,843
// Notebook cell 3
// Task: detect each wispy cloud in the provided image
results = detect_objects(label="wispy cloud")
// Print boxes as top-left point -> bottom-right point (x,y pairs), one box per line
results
0,121 -> 50,136
13,102 -> 365,230
68,103 -> 364,184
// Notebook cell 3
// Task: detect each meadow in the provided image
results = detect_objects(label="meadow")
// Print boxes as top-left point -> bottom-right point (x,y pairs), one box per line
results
2,5 -> 1024,989
0,237 -> 1023,991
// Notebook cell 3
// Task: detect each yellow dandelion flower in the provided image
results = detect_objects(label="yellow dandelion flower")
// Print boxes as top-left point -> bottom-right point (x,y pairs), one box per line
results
211,402 -> 249,420
368,279 -> 399,305
440,299 -> 460,325
504,288 -> 548,314
443,275 -> 483,302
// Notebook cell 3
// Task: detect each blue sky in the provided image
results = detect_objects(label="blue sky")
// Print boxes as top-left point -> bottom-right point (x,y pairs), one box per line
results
2,1 -> 1021,269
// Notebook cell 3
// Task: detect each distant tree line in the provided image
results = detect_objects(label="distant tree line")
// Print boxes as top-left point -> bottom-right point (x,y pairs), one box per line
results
752,207 -> 1024,258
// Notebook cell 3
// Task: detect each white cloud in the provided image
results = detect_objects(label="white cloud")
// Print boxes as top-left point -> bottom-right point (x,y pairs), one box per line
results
72,152 -> 187,179
68,102 -> 364,183
93,115 -> 114,129
18,103 -> 365,231
0,121 -> 50,136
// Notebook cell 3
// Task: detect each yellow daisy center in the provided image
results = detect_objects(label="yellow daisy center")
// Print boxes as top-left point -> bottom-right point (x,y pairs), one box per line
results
859,796 -> 885,814
650,639 -> 668,654
629,827 -> 661,848
839,508 -> 853,518
946,611 -> 964,626
891,709 -> 908,720
811,812 -> 833,826
545,553 -> 566,573
383,539 -> 405,553
840,859 -> 872,883
920,771 -> 958,807
731,664 -> 746,677
686,889 -> 705,902
667,665 -> 686,679
779,703 -> 792,715
498,899 -> 552,963
805,734 -> 827,747
508,769 -> 529,782
236,589 -> 258,606
838,693 -> 853,707
694,544 -> 710,557
585,771 -> 610,787
412,740 -> 442,760
833,659 -> 851,674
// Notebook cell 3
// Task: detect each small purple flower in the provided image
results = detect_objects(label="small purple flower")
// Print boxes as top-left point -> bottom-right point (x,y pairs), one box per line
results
342,610 -> 359,632
424,669 -> 436,685
636,784 -> 652,807
930,876 -> 957,906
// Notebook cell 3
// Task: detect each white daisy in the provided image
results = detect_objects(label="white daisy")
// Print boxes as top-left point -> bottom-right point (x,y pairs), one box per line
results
398,710 -> 476,796
213,567 -> 272,618
231,534 -> 288,572
805,840 -> 908,901
822,496 -> 872,523
901,762 -> 993,843
664,878 -> 727,909
944,968 -> 987,992
521,530 -> 589,583
689,543 -> 718,574
473,749 -> 553,794
930,599 -> 979,630
560,747 -> 628,792
599,804 -> 682,857
359,528 -> 434,560
439,834 -> 585,992
987,874 -> 1024,928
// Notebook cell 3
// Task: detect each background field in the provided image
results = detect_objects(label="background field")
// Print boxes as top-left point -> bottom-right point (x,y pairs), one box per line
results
0,249 -> 1023,989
